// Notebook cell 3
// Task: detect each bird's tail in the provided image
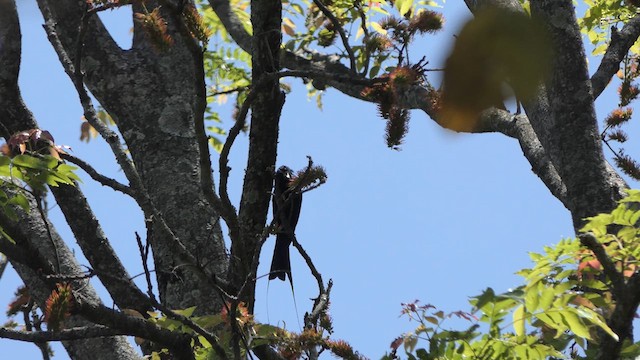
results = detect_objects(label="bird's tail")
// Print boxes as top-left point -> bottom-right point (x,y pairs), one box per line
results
269,234 -> 292,282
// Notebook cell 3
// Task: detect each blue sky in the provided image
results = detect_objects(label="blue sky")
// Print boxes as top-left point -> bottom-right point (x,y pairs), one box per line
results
1,1 -> 635,359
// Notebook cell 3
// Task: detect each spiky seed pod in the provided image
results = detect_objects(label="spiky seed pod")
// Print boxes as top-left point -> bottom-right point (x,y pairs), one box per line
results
408,10 -> 444,34
292,165 -> 328,190
318,28 -> 337,47
379,15 -> 401,30
298,329 -> 323,345
134,8 -> 174,51
619,81 -> 640,106
365,34 -> 392,53
45,283 -> 73,332
615,152 -> 640,180
362,80 -> 393,105
608,129 -> 629,143
326,339 -> 363,360
385,107 -> 409,149
389,66 -> 420,88
319,313 -> 334,334
605,107 -> 633,127
182,3 -> 211,45
363,83 -> 394,119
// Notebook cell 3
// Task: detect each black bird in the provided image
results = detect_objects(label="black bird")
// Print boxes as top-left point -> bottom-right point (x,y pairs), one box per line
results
269,166 -> 303,283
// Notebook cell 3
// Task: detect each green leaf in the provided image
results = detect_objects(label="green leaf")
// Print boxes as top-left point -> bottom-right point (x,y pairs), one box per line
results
538,287 -> 555,311
592,43 -> 607,55
192,314 -> 224,329
397,0 -> 413,16
561,310 -> 591,340
513,304 -> 525,337
577,307 -> 619,341
12,155 -> 48,170
371,21 -> 387,35
173,306 -> 197,318
424,316 -> 439,325
471,287 -> 495,312
524,281 -> 541,312
8,193 -> 29,211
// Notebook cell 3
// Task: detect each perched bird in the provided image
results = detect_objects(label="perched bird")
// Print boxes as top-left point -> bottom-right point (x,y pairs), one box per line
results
269,166 -> 303,283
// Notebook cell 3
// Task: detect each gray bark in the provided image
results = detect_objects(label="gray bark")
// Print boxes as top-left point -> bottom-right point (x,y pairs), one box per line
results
207,0 -> 639,358
34,0 -> 228,313
228,0 -> 285,310
0,253 -> 7,282
0,186 -> 142,360
0,1 -> 141,358
2,0 -> 640,358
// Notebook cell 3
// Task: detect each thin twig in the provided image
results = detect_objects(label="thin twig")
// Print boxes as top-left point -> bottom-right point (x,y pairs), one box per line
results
312,0 -> 357,73
61,153 -> 134,197
271,69 -> 382,86
87,2 -> 127,14
304,279 -> 333,329
208,86 -> 251,97
291,236 -> 324,294
44,270 -> 94,282
355,1 -> 371,76
33,192 -> 59,273
136,232 -> 156,301
218,84 -> 261,243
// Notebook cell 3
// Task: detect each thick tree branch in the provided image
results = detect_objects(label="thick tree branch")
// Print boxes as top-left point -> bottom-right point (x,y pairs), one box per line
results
0,3 -> 151,318
0,236 -> 34,270
0,326 -> 127,343
476,109 -> 569,207
0,185 -> 141,360
39,0 -> 229,314
74,295 -> 195,360
34,0 -> 125,89
530,0 -> 623,226
41,1 -> 221,306
591,15 -> 640,99
4,234 -> 191,358
231,0 -> 284,312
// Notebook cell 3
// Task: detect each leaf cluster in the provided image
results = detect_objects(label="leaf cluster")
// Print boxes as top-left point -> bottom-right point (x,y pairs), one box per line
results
132,300 -> 359,360
579,0 -> 639,56
386,190 -> 640,359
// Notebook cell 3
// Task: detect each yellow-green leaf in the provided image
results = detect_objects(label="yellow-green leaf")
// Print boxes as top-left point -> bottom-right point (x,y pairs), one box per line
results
371,21 -> 387,35
513,304 -> 526,337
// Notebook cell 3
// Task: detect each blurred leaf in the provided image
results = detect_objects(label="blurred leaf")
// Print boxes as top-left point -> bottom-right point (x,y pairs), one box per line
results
441,9 -> 551,131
